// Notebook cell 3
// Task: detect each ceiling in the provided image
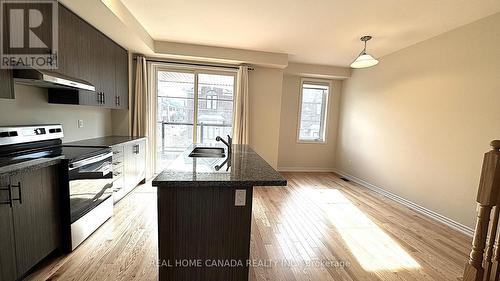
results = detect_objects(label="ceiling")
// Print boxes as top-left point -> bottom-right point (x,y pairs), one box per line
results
119,0 -> 500,67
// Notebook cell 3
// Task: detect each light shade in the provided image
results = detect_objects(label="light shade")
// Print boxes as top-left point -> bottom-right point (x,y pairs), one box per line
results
350,53 -> 379,69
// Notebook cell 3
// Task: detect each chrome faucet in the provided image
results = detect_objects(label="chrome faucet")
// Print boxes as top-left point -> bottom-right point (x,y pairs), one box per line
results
216,135 -> 232,154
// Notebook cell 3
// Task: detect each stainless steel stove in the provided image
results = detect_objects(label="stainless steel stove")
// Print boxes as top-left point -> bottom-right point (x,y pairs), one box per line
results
0,124 -> 114,251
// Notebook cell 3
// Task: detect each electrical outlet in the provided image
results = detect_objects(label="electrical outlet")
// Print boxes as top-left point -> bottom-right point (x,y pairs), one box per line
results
78,120 -> 84,128
235,189 -> 246,206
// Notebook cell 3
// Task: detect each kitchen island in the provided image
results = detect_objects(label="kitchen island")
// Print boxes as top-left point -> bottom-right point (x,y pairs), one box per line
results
152,144 -> 287,281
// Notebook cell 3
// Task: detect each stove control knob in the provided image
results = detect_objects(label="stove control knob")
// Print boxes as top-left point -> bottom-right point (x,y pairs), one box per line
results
34,128 -> 46,135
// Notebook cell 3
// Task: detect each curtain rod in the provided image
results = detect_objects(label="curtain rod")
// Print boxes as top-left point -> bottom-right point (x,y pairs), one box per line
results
133,56 -> 254,71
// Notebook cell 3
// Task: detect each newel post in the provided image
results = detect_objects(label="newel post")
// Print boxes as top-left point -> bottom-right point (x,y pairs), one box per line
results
463,140 -> 500,281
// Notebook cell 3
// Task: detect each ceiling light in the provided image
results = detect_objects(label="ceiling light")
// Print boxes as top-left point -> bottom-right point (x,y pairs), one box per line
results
350,36 -> 379,69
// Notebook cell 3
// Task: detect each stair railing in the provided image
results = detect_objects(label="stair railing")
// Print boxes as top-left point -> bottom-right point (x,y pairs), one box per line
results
464,140 -> 500,281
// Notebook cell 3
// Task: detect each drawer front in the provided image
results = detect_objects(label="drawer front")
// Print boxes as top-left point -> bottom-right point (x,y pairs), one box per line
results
112,145 -> 124,158
112,144 -> 124,169
113,166 -> 124,181
113,175 -> 124,191
112,156 -> 124,169
112,176 -> 125,203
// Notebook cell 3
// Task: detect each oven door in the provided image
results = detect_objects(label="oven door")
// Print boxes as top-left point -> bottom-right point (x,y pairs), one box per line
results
68,152 -> 113,224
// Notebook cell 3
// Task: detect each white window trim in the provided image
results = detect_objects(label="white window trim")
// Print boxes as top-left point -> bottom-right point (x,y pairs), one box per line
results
296,78 -> 331,144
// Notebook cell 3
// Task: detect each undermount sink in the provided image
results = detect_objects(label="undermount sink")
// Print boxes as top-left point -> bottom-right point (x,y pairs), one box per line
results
189,147 -> 225,158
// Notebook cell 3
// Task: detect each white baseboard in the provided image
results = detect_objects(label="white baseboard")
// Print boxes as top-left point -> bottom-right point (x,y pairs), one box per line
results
278,166 -> 337,173
332,168 -> 474,237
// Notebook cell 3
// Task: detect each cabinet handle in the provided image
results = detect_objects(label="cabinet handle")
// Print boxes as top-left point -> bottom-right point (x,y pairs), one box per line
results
0,185 -> 13,207
96,92 -> 101,103
11,182 -> 22,204
103,92 -> 105,104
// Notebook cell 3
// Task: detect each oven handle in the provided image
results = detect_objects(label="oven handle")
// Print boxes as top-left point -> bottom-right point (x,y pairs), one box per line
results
69,152 -> 113,170
101,166 -> 113,177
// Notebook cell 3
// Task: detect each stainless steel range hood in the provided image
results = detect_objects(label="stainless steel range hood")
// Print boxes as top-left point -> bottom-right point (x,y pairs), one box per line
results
13,69 -> 95,91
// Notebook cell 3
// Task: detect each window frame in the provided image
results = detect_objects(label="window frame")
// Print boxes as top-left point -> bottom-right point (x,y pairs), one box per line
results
296,78 -> 331,144
151,63 -> 237,144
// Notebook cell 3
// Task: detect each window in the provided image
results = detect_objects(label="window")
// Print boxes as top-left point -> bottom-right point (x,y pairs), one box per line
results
155,68 -> 236,170
297,79 -> 330,143
206,94 -> 217,109
197,74 -> 234,144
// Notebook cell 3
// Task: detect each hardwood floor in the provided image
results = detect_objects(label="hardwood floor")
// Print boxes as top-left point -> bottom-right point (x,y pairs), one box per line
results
26,172 -> 471,281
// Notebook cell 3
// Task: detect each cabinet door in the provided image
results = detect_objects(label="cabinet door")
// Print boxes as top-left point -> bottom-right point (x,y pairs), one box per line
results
78,17 -> 101,106
11,166 -> 61,276
0,176 -> 16,281
114,46 -> 128,109
58,5 -> 100,106
58,5 -> 79,78
0,70 -> 14,100
135,140 -> 146,183
97,33 -> 116,108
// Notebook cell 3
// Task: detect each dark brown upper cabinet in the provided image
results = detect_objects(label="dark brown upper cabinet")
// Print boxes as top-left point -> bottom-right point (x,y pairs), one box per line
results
57,6 -> 79,79
49,4 -> 129,109
99,32 -> 117,108
115,45 -> 129,109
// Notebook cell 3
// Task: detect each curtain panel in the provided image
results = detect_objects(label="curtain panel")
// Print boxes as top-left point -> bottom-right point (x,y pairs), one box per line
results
233,65 -> 250,144
131,56 -> 156,178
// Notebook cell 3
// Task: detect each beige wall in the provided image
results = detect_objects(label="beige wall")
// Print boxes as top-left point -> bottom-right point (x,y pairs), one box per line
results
0,84 -> 112,142
111,109 -> 129,136
248,67 -> 284,168
336,13 -> 500,228
278,75 -> 342,171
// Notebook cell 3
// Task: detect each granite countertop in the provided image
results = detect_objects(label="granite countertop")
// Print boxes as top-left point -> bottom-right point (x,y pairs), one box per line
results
152,144 -> 287,188
64,136 -> 146,147
0,157 -> 63,177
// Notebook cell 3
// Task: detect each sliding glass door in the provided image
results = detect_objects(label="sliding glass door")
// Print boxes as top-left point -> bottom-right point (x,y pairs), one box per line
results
196,73 -> 234,143
155,68 -> 236,170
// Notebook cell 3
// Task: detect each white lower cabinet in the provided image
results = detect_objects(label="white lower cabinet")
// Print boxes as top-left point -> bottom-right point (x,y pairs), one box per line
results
111,139 -> 146,203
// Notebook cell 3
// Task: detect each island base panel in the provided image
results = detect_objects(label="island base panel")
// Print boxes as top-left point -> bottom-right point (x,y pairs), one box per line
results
157,185 -> 254,281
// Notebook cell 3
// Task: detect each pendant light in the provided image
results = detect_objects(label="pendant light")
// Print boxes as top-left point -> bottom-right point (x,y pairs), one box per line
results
350,36 -> 379,69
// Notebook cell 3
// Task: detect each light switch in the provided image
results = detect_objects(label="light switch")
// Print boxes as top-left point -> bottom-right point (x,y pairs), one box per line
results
235,189 -> 246,206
